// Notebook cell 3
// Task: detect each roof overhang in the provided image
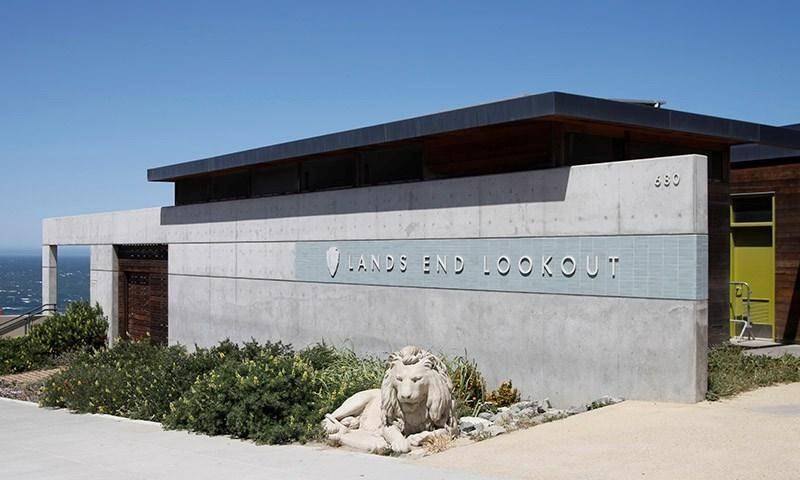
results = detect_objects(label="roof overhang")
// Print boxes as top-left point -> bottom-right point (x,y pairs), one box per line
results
731,123 -> 800,164
148,92 -> 800,182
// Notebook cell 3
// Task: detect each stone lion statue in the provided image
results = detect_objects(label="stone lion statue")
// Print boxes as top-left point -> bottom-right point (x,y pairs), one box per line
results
323,345 -> 456,454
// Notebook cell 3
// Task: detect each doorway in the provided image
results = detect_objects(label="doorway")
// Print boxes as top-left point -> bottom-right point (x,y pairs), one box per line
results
117,244 -> 168,344
730,194 -> 775,340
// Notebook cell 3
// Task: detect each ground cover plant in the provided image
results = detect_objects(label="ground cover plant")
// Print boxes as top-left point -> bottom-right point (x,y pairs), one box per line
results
40,339 -> 493,445
706,344 -> 800,400
0,301 -> 107,375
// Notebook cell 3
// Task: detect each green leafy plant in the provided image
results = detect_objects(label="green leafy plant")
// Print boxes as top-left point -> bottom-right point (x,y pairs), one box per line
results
707,344 -> 800,400
28,302 -> 107,356
0,336 -> 42,374
39,339 -> 492,446
164,350 -> 319,443
40,340 -> 205,420
0,301 -> 107,375
310,345 -> 385,418
445,353 -> 487,417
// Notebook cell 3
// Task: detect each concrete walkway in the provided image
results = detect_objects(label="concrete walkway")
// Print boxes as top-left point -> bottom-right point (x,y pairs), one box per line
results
743,344 -> 800,358
422,382 -> 800,480
0,398 -> 494,480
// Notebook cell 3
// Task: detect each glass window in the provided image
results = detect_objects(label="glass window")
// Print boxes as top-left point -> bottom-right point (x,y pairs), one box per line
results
732,195 -> 773,223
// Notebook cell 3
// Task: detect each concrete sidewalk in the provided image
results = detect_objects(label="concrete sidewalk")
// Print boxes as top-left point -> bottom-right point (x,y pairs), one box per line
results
422,382 -> 800,480
0,398 -> 493,480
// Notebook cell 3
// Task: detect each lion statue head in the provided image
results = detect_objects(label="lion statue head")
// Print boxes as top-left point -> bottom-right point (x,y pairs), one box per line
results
380,346 -> 456,435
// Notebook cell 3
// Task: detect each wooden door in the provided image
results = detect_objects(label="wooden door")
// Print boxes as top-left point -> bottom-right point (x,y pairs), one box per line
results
117,245 -> 168,345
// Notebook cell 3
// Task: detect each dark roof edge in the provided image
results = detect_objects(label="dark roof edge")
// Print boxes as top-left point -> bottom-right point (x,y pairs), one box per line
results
148,92 -> 800,182
731,123 -> 800,163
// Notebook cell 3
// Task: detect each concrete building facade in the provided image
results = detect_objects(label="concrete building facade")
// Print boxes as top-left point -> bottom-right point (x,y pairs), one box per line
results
41,92 -> 800,406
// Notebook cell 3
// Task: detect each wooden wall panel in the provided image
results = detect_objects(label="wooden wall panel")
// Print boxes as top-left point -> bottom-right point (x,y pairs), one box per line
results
118,251 -> 169,345
708,180 -> 731,346
731,160 -> 800,343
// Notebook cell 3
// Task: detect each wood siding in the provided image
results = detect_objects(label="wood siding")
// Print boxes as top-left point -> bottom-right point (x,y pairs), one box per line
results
118,253 -> 168,345
708,180 -> 731,345
731,159 -> 800,343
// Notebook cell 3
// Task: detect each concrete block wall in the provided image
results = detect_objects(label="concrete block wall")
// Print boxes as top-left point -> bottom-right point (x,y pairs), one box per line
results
43,154 -> 710,406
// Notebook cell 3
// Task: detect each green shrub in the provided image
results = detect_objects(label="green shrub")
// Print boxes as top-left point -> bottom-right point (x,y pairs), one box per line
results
164,345 -> 319,443
28,302 -> 107,356
39,339 -> 491,445
310,346 -> 385,418
445,354 -> 487,417
40,341 -> 208,420
0,336 -> 44,374
0,301 -> 107,375
707,344 -> 800,400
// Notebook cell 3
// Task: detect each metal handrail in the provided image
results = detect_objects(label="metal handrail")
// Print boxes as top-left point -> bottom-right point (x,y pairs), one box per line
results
0,303 -> 57,336
729,281 -> 753,341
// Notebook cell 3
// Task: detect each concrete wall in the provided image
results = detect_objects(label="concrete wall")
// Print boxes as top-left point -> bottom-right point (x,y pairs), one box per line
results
89,245 -> 119,343
43,155 -> 709,406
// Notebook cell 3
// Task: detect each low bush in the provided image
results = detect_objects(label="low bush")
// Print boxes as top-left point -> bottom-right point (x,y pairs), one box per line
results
706,344 -> 800,400
486,380 -> 521,408
0,336 -> 42,374
28,302 -> 107,355
164,349 -> 319,443
310,345 -> 385,417
41,339 -> 491,445
0,301 -> 107,375
41,341 -> 207,420
445,354 -> 487,417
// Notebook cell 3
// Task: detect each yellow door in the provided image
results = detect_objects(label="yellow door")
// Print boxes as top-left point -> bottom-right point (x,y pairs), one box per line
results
730,194 -> 775,339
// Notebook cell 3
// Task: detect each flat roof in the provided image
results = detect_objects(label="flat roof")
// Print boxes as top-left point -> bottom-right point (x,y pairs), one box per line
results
148,92 -> 800,182
731,123 -> 800,163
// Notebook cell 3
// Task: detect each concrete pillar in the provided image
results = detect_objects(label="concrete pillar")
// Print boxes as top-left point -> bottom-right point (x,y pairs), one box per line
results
90,245 -> 119,344
42,245 -> 57,312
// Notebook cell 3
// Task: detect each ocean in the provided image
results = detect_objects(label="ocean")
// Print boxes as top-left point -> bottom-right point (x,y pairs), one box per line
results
0,254 -> 90,315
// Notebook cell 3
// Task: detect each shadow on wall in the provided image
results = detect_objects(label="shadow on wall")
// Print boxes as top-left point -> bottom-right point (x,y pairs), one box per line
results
160,167 -> 571,225
783,266 -> 800,344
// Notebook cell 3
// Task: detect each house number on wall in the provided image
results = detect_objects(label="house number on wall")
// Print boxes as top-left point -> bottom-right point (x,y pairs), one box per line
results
654,173 -> 680,188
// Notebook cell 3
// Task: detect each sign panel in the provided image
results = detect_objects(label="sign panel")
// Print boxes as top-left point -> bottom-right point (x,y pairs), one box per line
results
295,234 -> 708,300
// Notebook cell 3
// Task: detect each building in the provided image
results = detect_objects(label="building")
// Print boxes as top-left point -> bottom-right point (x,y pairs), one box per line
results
42,92 -> 800,406
730,126 -> 800,343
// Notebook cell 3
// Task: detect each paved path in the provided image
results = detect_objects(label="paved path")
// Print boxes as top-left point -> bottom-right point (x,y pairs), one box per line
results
743,344 -> 800,358
422,382 -> 800,480
0,398 -> 494,480
0,367 -> 62,385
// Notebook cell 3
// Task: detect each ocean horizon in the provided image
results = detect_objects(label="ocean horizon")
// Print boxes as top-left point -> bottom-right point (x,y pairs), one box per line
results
0,253 -> 90,315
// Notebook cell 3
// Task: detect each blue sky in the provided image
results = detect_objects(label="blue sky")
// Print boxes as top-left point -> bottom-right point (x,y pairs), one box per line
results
1,0 -> 798,252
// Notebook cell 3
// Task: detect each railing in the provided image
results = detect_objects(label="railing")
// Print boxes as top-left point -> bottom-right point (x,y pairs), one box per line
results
0,304 -> 57,336
729,281 -> 753,341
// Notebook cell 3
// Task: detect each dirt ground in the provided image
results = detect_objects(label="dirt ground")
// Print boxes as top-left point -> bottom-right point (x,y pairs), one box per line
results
421,382 -> 800,480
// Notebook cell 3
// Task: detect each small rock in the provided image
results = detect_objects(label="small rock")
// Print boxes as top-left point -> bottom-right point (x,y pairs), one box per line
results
517,407 -> 538,417
486,425 -> 507,437
511,400 -> 536,410
492,411 -> 514,426
543,409 -> 568,421
586,395 -> 624,410
459,416 -> 492,435
497,407 -> 509,413
478,411 -> 494,421
567,405 -> 588,415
